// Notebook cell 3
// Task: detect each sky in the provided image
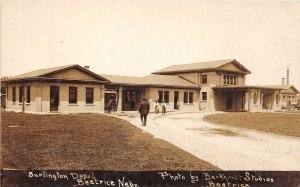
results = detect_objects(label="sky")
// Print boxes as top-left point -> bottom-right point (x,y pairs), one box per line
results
1,0 -> 300,89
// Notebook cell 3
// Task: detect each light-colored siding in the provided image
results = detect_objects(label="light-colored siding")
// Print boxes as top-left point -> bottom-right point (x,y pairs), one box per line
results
145,87 -> 200,112
48,68 -> 97,80
6,82 -> 105,113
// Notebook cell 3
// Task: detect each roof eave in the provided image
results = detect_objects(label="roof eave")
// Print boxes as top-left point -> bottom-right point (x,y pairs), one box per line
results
106,82 -> 199,89
152,68 -> 250,75
1,77 -> 110,84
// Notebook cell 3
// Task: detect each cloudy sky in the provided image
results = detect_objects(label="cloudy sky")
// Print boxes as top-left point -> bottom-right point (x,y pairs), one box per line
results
1,0 -> 300,89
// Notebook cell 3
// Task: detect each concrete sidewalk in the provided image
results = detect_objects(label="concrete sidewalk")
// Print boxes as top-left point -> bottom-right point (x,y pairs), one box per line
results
112,111 -> 300,170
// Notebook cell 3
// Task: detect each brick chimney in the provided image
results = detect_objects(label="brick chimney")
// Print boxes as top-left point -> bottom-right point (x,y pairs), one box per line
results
84,66 -> 90,70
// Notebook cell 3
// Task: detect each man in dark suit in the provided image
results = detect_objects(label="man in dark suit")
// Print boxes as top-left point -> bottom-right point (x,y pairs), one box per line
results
138,98 -> 150,126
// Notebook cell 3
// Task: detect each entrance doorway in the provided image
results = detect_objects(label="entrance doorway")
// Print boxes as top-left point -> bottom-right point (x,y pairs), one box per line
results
226,94 -> 233,110
50,86 -> 59,111
122,89 -> 141,111
174,91 -> 179,109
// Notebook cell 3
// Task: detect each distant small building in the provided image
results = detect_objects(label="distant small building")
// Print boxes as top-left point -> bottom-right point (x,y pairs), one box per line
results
2,59 -> 298,113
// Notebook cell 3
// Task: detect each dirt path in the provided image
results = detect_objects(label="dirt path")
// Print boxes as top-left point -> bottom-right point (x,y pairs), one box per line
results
129,112 -> 300,170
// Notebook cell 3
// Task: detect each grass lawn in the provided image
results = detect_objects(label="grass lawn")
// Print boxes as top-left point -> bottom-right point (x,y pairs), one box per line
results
204,112 -> 300,137
1,112 -> 218,170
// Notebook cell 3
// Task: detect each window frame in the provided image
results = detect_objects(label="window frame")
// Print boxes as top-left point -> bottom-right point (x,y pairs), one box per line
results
69,87 -> 78,104
26,86 -> 30,103
158,90 -> 163,103
201,75 -> 207,84
19,86 -> 23,103
202,92 -> 207,101
189,92 -> 194,103
12,86 -> 16,103
86,87 -> 94,104
184,92 -> 188,104
163,91 -> 169,103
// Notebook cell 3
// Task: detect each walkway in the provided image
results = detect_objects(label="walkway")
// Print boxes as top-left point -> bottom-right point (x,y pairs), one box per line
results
118,111 -> 300,170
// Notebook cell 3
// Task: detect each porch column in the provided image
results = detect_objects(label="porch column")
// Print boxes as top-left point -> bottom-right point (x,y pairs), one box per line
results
248,91 -> 254,112
272,91 -> 277,111
261,93 -> 264,110
244,92 -> 249,111
36,85 -> 43,112
257,91 -> 261,111
5,84 -> 8,110
22,83 -> 25,112
100,85 -> 105,112
117,86 -> 123,112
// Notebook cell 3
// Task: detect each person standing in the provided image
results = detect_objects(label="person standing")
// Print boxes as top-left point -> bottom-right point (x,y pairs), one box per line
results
154,100 -> 159,114
138,98 -> 150,126
106,97 -> 114,113
162,100 -> 166,115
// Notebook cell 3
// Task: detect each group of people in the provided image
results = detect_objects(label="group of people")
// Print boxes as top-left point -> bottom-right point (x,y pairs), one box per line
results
138,98 -> 167,126
153,100 -> 166,115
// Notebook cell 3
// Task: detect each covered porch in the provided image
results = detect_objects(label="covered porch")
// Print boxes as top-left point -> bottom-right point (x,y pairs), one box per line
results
213,86 -> 283,112
104,85 -> 145,111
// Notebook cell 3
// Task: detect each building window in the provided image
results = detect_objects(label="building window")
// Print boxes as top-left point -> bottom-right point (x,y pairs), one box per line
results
69,87 -> 77,104
158,90 -> 169,103
86,87 -> 94,104
283,95 -> 285,99
184,92 -> 188,103
189,92 -> 194,103
201,75 -> 207,84
19,86 -> 23,103
184,92 -> 194,104
12,86 -> 16,102
158,90 -> 163,103
202,92 -> 207,101
164,91 -> 169,103
26,86 -> 30,103
223,75 -> 226,84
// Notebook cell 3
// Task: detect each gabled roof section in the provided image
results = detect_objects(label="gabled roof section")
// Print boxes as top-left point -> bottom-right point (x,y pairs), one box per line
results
3,64 -> 110,83
12,64 -> 75,79
99,74 -> 199,89
152,59 -> 251,75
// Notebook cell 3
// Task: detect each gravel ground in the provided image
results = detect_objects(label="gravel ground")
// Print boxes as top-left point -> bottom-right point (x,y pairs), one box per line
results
129,112 -> 300,170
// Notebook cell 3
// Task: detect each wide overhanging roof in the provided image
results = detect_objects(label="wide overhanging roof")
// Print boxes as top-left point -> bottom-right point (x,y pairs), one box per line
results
99,74 -> 200,89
